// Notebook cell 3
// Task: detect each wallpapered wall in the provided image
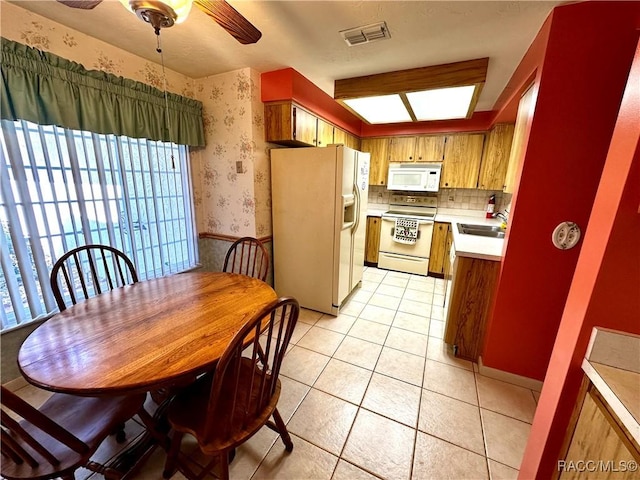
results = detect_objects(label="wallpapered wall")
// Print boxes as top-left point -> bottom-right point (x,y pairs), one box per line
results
0,0 -> 271,241
191,69 -> 272,238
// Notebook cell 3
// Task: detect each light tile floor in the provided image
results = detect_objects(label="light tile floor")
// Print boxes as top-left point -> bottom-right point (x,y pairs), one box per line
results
9,267 -> 539,480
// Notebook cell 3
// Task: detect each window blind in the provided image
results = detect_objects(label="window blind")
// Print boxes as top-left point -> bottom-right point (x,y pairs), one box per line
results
0,119 -> 198,330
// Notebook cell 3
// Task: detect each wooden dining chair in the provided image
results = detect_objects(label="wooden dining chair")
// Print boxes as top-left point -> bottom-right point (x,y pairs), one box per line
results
162,297 -> 300,480
50,244 -> 139,311
223,237 -> 269,282
0,386 -> 145,480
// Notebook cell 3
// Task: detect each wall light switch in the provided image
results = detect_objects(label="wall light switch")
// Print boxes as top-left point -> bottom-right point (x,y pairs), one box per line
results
236,161 -> 243,174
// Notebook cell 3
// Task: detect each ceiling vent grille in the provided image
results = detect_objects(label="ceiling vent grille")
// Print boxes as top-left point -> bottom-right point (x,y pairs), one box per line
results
340,22 -> 390,47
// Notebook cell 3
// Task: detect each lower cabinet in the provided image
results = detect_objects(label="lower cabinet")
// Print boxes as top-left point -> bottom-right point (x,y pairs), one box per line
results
365,216 -> 381,266
444,256 -> 500,361
428,222 -> 451,276
558,377 -> 640,480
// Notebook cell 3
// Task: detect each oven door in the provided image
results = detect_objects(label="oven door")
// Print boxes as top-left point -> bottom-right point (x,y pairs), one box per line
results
379,216 -> 434,258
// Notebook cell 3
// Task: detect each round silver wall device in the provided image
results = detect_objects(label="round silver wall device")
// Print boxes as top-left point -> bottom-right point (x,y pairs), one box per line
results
552,221 -> 581,249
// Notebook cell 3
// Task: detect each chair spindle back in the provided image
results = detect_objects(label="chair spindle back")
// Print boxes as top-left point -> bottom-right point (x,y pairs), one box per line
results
223,237 -> 269,282
50,244 -> 138,311
203,297 -> 298,443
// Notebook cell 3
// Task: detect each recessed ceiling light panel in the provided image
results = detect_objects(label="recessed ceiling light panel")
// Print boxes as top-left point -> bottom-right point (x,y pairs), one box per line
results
406,85 -> 476,121
344,95 -> 411,124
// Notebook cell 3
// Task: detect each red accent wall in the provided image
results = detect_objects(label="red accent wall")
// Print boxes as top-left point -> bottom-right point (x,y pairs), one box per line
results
261,70 -> 499,137
520,34 -> 640,479
481,1 -> 640,381
359,112 -> 495,136
261,68 -> 362,135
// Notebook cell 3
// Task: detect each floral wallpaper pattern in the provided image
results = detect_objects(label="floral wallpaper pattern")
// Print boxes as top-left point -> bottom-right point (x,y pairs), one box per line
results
2,1 -> 271,242
191,68 -> 272,238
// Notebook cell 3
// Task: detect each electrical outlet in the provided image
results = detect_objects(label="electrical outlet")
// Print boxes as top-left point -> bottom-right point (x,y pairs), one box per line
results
377,192 -> 383,198
235,161 -> 243,174
448,195 -> 455,201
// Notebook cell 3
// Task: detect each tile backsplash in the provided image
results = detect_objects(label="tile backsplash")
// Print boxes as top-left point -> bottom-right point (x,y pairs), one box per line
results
368,185 -> 510,213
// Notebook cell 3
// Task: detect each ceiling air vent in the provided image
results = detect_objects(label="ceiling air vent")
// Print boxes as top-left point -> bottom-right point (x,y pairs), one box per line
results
340,22 -> 390,47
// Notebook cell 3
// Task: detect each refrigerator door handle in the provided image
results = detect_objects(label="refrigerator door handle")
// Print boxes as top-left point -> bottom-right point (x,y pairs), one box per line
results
351,184 -> 361,234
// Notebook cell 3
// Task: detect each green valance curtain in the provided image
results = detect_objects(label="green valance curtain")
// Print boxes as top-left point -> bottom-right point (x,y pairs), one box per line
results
0,37 -> 205,147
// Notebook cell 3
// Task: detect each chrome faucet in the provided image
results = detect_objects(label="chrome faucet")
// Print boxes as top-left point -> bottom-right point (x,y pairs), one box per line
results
494,212 -> 508,222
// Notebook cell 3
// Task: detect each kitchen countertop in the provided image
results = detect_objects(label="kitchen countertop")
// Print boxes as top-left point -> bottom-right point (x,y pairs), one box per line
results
366,205 -> 388,217
438,208 -> 505,261
582,327 -> 640,443
366,206 -> 506,261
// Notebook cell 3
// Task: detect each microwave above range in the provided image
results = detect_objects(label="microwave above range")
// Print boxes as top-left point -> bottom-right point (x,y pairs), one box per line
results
387,163 -> 442,192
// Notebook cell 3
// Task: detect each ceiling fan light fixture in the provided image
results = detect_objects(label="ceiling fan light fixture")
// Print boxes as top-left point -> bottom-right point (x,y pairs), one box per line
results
120,0 -> 193,29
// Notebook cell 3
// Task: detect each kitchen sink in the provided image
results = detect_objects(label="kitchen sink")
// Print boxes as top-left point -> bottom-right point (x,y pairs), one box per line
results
457,223 -> 506,239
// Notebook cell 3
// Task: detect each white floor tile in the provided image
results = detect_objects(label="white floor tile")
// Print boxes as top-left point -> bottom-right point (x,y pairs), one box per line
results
14,269 -> 537,480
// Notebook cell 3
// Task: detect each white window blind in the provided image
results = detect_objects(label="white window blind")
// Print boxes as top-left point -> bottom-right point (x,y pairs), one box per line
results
0,119 -> 198,330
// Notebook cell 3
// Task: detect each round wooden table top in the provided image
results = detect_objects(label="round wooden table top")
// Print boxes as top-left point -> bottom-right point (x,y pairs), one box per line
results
18,272 -> 277,396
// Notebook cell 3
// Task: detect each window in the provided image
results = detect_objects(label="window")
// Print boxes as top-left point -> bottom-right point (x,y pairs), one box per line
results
0,119 -> 198,331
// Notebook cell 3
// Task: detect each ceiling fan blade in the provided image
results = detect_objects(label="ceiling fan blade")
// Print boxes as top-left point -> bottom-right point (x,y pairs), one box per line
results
194,0 -> 262,45
56,0 -> 103,9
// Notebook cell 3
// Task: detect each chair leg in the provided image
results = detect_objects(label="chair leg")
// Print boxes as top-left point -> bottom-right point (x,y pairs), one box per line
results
218,452 -> 230,480
111,422 -> 127,443
163,430 -> 184,479
272,408 -> 293,452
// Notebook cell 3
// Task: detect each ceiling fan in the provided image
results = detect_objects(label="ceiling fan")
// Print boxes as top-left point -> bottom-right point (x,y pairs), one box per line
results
55,0 -> 262,44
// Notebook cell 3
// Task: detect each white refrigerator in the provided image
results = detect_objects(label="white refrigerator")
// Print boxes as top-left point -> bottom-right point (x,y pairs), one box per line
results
271,145 -> 370,315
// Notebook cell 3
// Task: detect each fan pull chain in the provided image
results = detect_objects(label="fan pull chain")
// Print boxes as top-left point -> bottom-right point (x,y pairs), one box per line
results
156,32 -> 176,170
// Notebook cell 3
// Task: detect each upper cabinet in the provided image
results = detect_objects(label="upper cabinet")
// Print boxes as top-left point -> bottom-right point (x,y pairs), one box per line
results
316,117 -> 334,147
388,137 -> 417,162
361,137 -> 390,186
504,86 -> 535,193
440,133 -> 485,188
387,135 -> 446,163
265,99 -> 515,192
333,128 -> 361,150
478,123 -> 515,190
415,135 -> 446,163
292,106 -> 319,146
265,101 -> 341,147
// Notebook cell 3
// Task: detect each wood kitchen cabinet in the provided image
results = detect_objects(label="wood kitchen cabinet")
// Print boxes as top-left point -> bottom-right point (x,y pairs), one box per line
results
365,216 -> 382,265
558,377 -> 640,480
428,222 -> 451,276
334,128 -> 360,150
316,117 -> 334,147
387,135 -> 446,163
388,136 -> 417,162
478,123 -> 515,190
440,133 -> 486,188
361,137 -> 390,186
444,255 -> 500,361
264,101 -> 334,147
415,135 -> 446,162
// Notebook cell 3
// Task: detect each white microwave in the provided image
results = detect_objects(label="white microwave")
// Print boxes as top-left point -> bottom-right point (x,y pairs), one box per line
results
387,163 -> 442,192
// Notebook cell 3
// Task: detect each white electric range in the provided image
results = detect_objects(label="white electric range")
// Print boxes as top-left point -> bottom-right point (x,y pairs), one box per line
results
378,195 -> 437,275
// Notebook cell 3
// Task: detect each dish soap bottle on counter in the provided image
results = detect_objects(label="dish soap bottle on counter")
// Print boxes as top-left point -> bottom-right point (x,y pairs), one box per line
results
486,194 -> 495,219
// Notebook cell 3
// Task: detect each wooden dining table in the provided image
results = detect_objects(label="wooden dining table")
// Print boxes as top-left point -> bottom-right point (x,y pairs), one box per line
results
19,271 -> 278,396
17,271 -> 277,478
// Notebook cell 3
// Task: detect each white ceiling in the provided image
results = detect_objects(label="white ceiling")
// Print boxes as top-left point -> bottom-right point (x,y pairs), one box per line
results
8,0 -> 565,112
